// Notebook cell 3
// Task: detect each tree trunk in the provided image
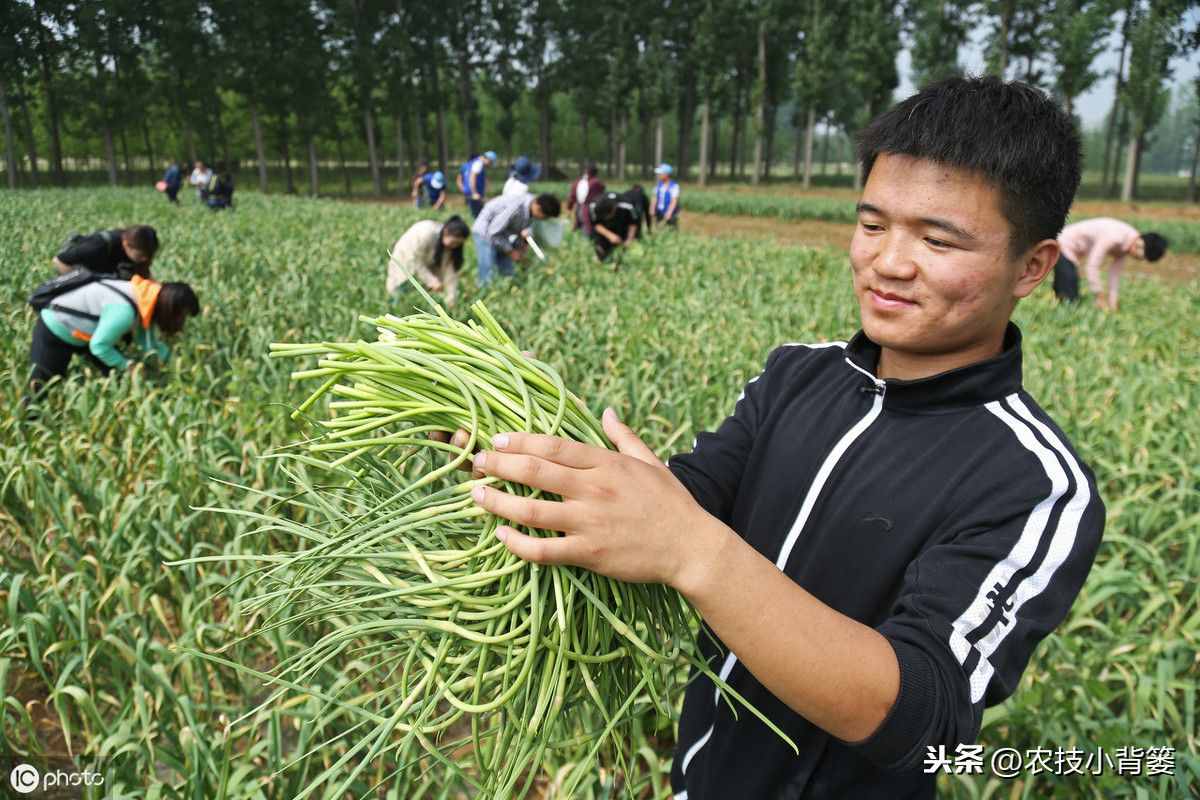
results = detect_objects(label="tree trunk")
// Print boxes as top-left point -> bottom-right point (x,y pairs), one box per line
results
730,92 -> 743,179
0,81 -> 17,189
140,119 -> 156,176
995,0 -> 1014,77
640,112 -> 652,178
576,107 -> 585,172
308,130 -> 320,197
395,111 -> 405,193
251,104 -> 269,192
1120,129 -> 1139,201
103,124 -> 118,186
281,117 -> 296,194
751,20 -> 767,186
19,99 -> 40,185
1110,106 -> 1129,197
606,108 -> 614,174
654,115 -> 664,166
619,110 -> 628,181
119,127 -> 132,184
677,74 -> 696,180
793,118 -> 802,179
710,115 -> 719,178
763,105 -> 777,183
455,53 -> 479,156
35,22 -> 65,184
363,106 -> 382,194
537,84 -> 553,176
1101,3 -> 1133,192
336,126 -> 352,194
430,62 -> 450,174
184,126 -> 197,164
802,107 -> 816,189
698,101 -> 710,187
1188,120 -> 1199,203
820,120 -> 831,175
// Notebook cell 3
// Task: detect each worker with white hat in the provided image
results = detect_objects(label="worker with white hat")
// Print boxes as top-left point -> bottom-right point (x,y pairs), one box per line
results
654,163 -> 681,228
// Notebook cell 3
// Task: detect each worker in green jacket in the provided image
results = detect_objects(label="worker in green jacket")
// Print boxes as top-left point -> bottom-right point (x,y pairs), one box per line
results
29,274 -> 200,396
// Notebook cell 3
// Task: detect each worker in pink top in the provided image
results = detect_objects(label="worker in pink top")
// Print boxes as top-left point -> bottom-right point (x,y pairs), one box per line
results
1053,218 -> 1168,310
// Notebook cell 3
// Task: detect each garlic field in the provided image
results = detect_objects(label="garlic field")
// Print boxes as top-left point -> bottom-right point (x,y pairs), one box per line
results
0,188 -> 1196,798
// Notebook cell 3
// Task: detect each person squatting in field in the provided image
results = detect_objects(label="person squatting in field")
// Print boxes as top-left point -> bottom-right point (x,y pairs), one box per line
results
588,186 -> 652,262
28,274 -> 200,396
1052,217 -> 1168,311
470,192 -> 561,287
387,216 -> 470,308
653,162 -> 681,227
458,150 -> 497,218
565,162 -> 605,235
53,225 -> 160,279
411,162 -> 447,210
463,76 -> 1106,799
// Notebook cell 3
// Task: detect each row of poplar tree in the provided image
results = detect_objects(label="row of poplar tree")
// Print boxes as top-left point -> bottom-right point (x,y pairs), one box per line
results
1,0 -> 1196,199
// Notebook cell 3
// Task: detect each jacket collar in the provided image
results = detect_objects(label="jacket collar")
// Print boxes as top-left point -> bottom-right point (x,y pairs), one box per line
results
843,322 -> 1024,411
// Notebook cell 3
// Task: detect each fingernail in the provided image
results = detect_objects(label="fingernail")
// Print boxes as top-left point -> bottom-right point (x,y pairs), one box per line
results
604,406 -> 618,421
472,486 -> 486,503
495,526 -> 508,542
473,451 -> 487,468
492,433 -> 509,449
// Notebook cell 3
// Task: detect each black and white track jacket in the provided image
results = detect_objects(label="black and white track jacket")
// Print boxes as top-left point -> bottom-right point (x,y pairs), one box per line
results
666,323 -> 1105,799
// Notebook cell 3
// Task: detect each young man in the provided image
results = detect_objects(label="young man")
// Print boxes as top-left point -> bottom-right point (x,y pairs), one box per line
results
470,191 -> 561,287
458,150 -> 497,218
654,162 -> 681,227
53,226 -> 159,279
589,186 -> 652,262
1053,217 -> 1168,310
466,77 -> 1106,798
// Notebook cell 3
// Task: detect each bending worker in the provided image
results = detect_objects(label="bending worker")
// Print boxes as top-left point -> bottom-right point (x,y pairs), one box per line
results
53,226 -> 159,279
471,192 -> 562,287
29,274 -> 200,395
1053,217 -> 1168,310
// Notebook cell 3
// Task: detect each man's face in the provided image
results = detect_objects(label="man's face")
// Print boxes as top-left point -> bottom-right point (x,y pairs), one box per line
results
849,154 -> 1042,364
123,242 -> 153,267
531,202 -> 546,220
1130,237 -> 1146,259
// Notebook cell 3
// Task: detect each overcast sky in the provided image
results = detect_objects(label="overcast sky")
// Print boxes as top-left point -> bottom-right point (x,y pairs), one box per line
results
894,9 -> 1199,129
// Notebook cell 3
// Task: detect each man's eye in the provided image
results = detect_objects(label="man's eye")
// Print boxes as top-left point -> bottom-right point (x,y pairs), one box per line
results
926,238 -> 951,248
860,222 -> 883,232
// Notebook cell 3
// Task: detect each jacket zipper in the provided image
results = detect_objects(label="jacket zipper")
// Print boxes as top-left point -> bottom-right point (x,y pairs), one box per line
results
678,363 -> 887,787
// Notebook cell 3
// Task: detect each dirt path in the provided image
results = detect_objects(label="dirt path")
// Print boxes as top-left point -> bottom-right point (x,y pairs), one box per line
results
681,212 -> 1198,284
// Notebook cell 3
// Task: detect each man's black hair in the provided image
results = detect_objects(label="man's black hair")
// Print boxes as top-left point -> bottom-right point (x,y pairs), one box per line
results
535,193 -> 561,218
585,162 -> 598,178
857,76 -> 1081,257
1140,232 -> 1168,262
123,225 -> 160,256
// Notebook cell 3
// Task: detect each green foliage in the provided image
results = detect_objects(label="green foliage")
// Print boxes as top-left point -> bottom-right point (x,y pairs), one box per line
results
0,187 -> 1197,797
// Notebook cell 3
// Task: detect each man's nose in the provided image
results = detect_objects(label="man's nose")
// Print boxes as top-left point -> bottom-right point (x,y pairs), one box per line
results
874,234 -> 918,280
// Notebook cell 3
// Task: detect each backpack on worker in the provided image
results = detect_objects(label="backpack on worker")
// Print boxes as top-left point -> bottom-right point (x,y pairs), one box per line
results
28,268 -> 137,321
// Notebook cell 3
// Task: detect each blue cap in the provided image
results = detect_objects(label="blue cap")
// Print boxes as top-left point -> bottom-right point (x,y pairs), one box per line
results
430,171 -> 445,189
512,156 -> 541,182
483,150 -> 498,162
654,163 -> 673,176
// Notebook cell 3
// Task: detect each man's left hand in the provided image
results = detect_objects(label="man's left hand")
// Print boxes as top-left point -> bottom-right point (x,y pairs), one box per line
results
469,408 -> 713,587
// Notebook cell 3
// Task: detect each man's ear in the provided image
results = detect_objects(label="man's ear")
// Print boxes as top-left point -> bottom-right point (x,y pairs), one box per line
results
1013,239 -> 1059,299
